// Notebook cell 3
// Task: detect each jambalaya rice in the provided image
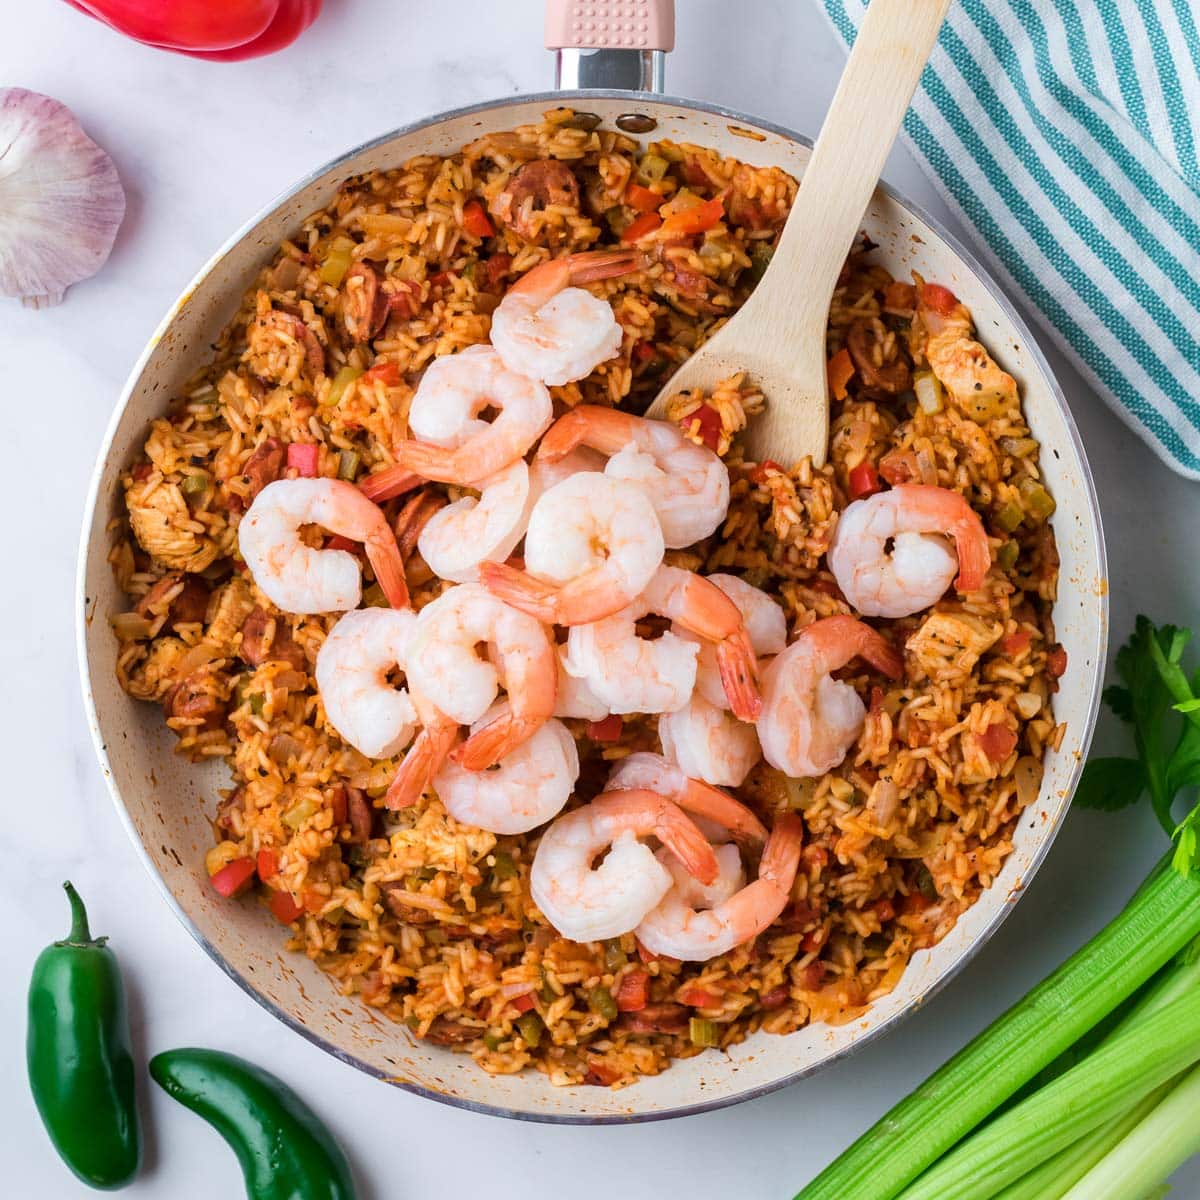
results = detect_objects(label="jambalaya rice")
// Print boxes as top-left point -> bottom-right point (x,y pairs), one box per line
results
110,108 -> 1065,1088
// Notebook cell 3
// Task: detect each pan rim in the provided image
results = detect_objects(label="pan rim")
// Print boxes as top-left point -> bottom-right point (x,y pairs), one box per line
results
76,88 -> 1108,1125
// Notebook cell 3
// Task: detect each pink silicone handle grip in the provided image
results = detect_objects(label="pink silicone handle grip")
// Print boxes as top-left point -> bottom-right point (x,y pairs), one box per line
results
545,0 -> 675,52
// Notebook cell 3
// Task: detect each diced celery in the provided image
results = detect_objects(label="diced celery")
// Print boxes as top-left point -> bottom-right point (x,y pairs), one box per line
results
689,1017 -> 721,1048
318,236 -> 355,287
325,366 -> 362,408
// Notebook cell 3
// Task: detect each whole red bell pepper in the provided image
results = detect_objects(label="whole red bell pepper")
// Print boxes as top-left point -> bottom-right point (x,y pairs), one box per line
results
62,0 -> 322,61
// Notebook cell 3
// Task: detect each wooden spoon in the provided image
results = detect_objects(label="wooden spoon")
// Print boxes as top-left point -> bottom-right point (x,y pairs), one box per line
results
646,0 -> 952,466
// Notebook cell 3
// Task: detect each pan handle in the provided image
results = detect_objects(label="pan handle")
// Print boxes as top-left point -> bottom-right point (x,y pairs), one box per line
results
545,0 -> 673,91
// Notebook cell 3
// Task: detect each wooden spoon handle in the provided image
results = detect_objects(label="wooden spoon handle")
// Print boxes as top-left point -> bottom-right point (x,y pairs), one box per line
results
765,0 -> 951,340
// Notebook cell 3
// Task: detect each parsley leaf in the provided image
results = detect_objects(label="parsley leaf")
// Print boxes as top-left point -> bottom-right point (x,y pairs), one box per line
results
1079,615 -> 1200,876
1075,758 -> 1146,811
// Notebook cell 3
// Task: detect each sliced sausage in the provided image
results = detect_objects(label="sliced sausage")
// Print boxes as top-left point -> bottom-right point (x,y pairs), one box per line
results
342,785 -> 375,845
846,320 -> 911,395
136,573 -> 211,632
239,608 -> 308,671
343,262 -> 389,342
618,1002 -> 689,1034
490,159 -> 580,237
380,883 -> 435,925
163,673 -> 226,730
242,437 -> 286,501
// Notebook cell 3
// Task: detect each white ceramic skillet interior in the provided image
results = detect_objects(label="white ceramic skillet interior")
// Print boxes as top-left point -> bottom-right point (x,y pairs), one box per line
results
78,92 -> 1107,1123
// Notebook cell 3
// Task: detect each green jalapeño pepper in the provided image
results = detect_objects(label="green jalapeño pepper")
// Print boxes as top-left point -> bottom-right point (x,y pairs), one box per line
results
27,882 -> 141,1189
149,1048 -> 357,1200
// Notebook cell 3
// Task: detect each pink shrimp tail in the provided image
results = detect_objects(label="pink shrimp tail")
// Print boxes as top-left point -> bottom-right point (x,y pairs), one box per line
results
564,247 -> 645,285
654,797 -> 720,887
951,510 -> 991,593
760,814 -> 805,894
359,465 -> 423,503
717,628 -> 763,721
364,538 -> 410,610
385,725 -> 457,809
477,561 -> 559,623
813,614 -> 904,681
392,439 -> 478,487
535,408 -> 592,463
677,779 -> 768,849
451,710 -> 544,771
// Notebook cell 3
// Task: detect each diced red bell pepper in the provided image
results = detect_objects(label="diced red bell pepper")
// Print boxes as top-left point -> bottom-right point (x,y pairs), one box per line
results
462,200 -> 495,239
484,253 -> 514,291
131,462 -> 152,481
827,347 -> 856,401
632,340 -> 657,363
624,182 -> 662,214
286,442 -> 319,477
361,360 -> 401,387
269,889 -> 305,923
584,1059 -> 622,1086
848,461 -> 883,500
661,196 -> 724,236
621,212 -> 663,244
301,889 -> 326,915
872,898 -> 896,923
678,985 -> 719,1008
979,722 -> 1019,763
635,939 -> 659,965
428,270 -> 456,288
682,403 -> 723,452
1047,644 -> 1068,678
511,992 -> 536,1014
586,715 -> 623,742
902,889 -> 934,915
615,969 -> 649,1012
256,849 -> 279,882
920,281 -> 959,317
750,459 -> 783,484
1000,630 -> 1032,656
210,856 -> 256,898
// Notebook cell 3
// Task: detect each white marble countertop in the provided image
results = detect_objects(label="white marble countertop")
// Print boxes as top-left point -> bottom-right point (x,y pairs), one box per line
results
3,2 -> 1198,1196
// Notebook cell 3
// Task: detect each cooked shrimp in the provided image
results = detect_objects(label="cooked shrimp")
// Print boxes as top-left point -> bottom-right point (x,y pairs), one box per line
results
490,249 -> 641,386
636,815 -> 804,962
384,689 -> 459,810
537,406 -> 730,547
528,445 -> 606,497
758,616 -> 903,778
645,565 -> 762,718
479,472 -> 663,626
390,345 -> 552,486
659,692 -> 762,788
417,459 -> 534,583
677,574 -> 787,710
315,608 -> 418,759
238,478 -> 408,614
552,644 -> 609,722
530,789 -> 719,943
606,752 -> 767,848
434,703 -> 578,835
404,583 -> 556,770
564,566 -> 762,718
827,485 -> 990,619
915,276 -> 1018,420
657,842 -> 746,911
561,594 -> 699,715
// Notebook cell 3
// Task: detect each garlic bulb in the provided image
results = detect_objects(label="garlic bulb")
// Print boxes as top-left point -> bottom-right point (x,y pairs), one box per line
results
0,88 -> 125,308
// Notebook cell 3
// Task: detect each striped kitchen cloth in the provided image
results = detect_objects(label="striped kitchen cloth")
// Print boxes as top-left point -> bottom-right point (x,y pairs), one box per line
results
821,0 -> 1200,478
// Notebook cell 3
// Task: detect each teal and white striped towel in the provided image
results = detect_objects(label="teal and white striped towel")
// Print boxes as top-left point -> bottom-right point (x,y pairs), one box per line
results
821,0 -> 1200,478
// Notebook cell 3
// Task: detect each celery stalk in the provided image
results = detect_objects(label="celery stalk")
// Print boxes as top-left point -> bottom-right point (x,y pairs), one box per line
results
1060,1065 -> 1200,1200
992,939 -> 1200,1199
893,989 -> 1200,1200
793,860 -> 1200,1200
989,1082 -> 1177,1200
